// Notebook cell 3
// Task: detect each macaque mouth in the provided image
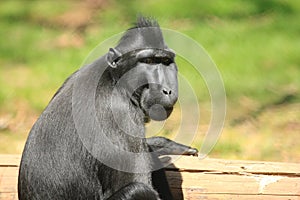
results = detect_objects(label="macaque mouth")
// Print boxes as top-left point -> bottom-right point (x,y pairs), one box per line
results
148,104 -> 173,121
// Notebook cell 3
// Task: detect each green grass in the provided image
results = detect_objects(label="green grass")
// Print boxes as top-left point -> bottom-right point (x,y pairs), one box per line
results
0,0 -> 299,162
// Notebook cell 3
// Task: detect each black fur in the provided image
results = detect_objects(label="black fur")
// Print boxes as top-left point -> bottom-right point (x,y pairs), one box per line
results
18,16 -> 198,200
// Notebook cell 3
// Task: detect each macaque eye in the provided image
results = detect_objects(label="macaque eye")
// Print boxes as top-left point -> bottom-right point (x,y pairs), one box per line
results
161,57 -> 173,65
139,57 -> 173,65
140,57 -> 155,64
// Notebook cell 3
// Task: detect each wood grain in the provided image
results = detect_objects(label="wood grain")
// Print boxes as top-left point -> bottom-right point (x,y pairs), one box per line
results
0,155 -> 299,200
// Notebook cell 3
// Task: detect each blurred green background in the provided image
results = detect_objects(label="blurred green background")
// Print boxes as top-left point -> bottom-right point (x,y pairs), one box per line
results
0,0 -> 299,162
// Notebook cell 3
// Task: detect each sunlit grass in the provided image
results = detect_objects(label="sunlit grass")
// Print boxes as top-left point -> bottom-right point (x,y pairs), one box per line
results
0,0 -> 299,162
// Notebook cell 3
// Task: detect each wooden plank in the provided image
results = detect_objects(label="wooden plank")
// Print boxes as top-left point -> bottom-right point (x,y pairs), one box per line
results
2,154 -> 300,175
163,156 -> 300,199
171,189 -> 300,200
0,167 -> 18,193
0,155 -> 20,167
166,171 -> 300,195
0,193 -> 18,200
0,155 -> 20,200
164,155 -> 300,175
0,155 -> 299,200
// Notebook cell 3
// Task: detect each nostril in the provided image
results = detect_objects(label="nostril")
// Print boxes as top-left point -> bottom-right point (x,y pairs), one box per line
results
162,89 -> 172,95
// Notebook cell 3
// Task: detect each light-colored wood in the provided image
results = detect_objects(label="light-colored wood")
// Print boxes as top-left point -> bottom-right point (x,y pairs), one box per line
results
164,155 -> 300,175
0,155 -> 300,200
163,155 -> 300,200
0,155 -> 19,200
0,155 -> 20,167
0,193 -> 17,200
171,190 -> 300,200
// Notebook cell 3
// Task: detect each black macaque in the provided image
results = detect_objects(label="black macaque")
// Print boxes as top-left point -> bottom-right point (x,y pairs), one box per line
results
18,16 -> 198,200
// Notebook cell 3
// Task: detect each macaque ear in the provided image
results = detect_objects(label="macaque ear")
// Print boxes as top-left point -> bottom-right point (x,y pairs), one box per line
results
106,48 -> 122,68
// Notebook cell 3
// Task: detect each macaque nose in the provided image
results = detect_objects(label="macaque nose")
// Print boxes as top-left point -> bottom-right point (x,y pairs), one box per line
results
162,88 -> 172,95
